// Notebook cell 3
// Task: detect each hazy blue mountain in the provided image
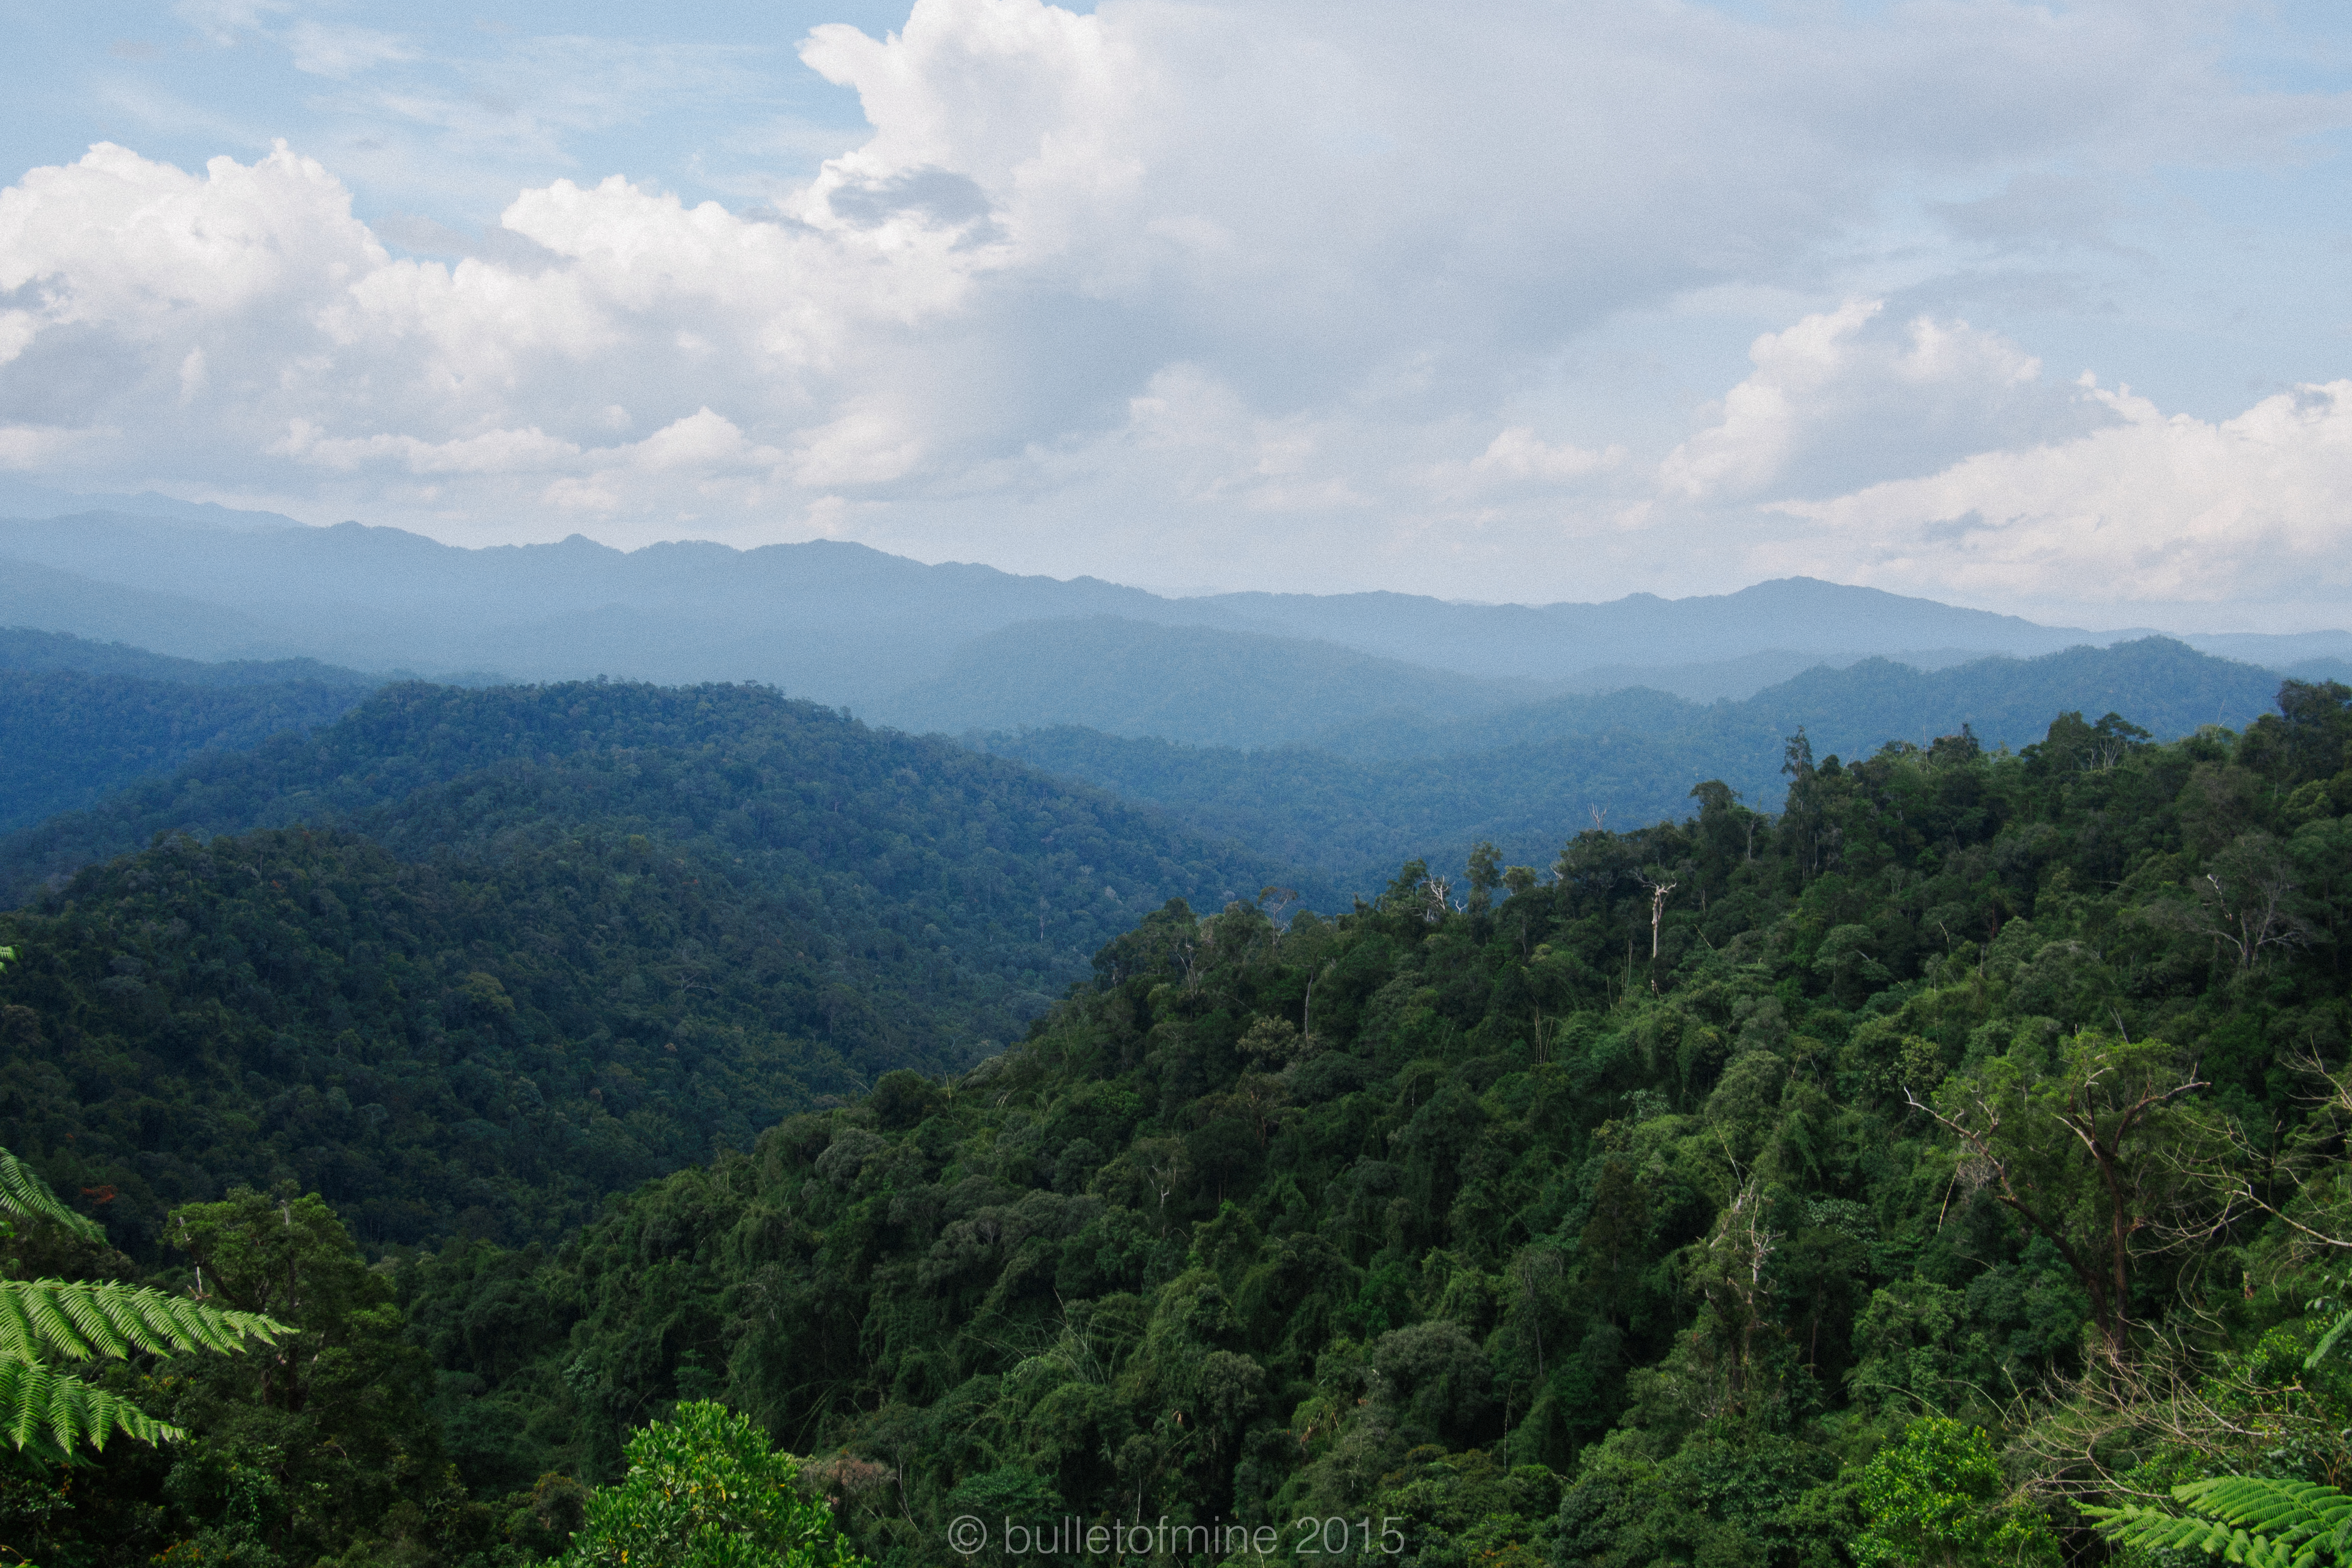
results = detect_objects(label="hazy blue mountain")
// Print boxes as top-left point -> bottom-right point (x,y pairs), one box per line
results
977,638 -> 2296,899
0,626 -> 375,688
2184,629 -> 2352,667
871,616 -> 1552,747
1732,639 -> 2285,757
3,507 -> 2339,748
0,670 -> 372,832
0,512 -> 1185,692
1179,577 -> 2148,678
0,556 -> 299,663
1553,645 -> 1996,702
1308,638 -> 2280,763
0,474 -> 308,530
0,507 -> 2233,701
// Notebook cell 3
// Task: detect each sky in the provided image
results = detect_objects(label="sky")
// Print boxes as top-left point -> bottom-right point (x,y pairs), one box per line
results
3,0 -> 2351,629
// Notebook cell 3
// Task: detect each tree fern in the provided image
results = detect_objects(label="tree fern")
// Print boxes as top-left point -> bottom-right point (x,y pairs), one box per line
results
0,1279 -> 282,1365
2090,1478 -> 2352,1568
0,1097 -> 288,1458
0,1357 -> 183,1464
0,1146 -> 102,1244
0,950 -> 98,1247
2305,1304 -> 2352,1371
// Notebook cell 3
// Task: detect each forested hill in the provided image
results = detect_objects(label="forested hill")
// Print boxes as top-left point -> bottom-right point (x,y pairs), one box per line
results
4,678 -> 2349,1565
981,636 -> 2289,903
380,681 -> 2352,1564
0,673 -> 371,834
0,626 -> 382,832
0,680 -> 1286,1256
0,625 -> 376,689
1312,635 -> 2284,764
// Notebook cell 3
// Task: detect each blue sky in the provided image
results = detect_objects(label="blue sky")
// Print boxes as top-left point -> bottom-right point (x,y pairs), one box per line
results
3,0 -> 2350,628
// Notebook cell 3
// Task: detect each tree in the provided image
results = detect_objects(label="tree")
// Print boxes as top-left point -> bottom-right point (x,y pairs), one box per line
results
1466,843 -> 1502,915
1854,1417 -> 2058,1568
160,1184 -> 453,1562
2166,832 -> 2318,974
1909,1029 -> 2207,1365
560,1399 -> 868,1568
0,948 -> 284,1463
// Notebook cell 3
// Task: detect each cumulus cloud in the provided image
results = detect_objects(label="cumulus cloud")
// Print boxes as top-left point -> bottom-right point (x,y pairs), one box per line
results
1,0 -> 2348,617
1765,380 -> 2352,615
1659,301 -> 2117,502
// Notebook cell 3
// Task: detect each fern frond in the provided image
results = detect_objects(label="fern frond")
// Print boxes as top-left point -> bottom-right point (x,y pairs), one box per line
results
0,1358 -> 182,1462
2090,1480 -> 2352,1568
0,1280 -> 284,1365
2180,1478 -> 2352,1563
2309,1307 -> 2352,1371
0,1148 -> 103,1244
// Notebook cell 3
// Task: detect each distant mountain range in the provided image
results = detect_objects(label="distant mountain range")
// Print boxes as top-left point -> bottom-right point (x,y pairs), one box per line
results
2,499 -> 2345,732
4,617 -> 2310,910
978,635 -> 2301,901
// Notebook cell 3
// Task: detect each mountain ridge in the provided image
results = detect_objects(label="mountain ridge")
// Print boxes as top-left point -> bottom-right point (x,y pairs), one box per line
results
2,507 -> 2297,706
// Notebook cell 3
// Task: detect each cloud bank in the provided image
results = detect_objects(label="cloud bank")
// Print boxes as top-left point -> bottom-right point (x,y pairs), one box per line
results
3,0 -> 2349,625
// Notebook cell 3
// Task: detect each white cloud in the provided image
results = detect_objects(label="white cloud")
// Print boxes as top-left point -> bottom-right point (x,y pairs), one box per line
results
1,0 -> 2349,621
172,0 -> 292,47
1469,429 -> 1624,484
1659,300 -> 2113,502
1767,379 -> 2352,613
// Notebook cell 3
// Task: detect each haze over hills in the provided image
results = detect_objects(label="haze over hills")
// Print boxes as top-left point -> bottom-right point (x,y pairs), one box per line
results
0,629 -> 384,832
876,616 -> 1552,747
978,636 -> 2296,899
5,500 -> 2345,724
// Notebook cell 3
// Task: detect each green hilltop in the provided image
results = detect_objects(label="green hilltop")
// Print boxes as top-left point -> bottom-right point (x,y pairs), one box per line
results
0,672 -> 2341,1563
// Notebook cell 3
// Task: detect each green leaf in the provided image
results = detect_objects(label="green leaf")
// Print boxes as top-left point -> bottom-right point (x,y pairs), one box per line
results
0,1357 -> 183,1463
2090,1478 -> 2352,1568
0,1148 -> 103,1245
2308,1306 -> 2352,1371
0,1279 -> 284,1365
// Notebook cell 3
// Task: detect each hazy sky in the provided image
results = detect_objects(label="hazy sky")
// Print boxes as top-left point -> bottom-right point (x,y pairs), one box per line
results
3,0 -> 2350,627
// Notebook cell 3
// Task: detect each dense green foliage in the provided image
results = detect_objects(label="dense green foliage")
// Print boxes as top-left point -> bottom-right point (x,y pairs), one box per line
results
1852,1418 -> 2056,1566
0,682 -> 1282,1257
983,637 -> 2288,902
332,680 -> 2349,1565
2,670 -> 2349,1565
0,669 -> 369,834
0,1182 -> 512,1567
558,1399 -> 866,1568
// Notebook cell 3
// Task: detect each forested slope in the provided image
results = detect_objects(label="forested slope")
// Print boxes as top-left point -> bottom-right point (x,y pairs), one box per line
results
4,676 -> 2349,1566
0,626 -> 382,833
0,626 -> 375,688
0,668 -> 372,831
359,683 -> 2352,1566
0,681 -> 1286,1257
873,617 -> 1550,748
983,637 -> 2291,901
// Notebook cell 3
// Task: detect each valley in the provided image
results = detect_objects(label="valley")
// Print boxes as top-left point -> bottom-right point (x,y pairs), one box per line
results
0,517 -> 2346,1566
